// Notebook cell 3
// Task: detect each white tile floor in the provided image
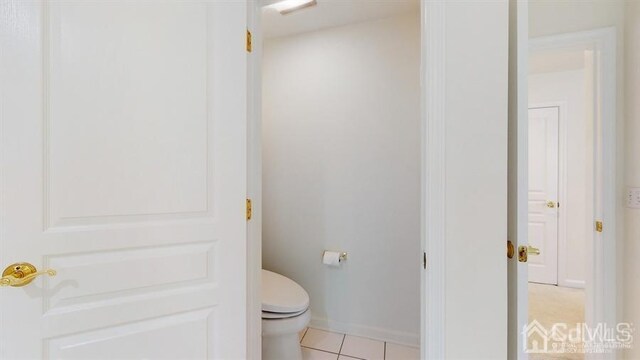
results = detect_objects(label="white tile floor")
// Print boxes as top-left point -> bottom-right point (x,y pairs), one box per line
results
299,328 -> 420,360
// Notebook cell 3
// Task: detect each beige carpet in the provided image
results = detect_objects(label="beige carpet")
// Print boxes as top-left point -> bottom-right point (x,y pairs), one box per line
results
528,283 -> 585,360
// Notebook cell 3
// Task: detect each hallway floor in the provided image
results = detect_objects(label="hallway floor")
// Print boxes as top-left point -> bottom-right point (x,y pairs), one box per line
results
528,283 -> 585,360
299,327 -> 419,360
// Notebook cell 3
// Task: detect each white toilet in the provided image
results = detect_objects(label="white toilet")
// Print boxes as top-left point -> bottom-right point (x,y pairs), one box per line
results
262,269 -> 311,360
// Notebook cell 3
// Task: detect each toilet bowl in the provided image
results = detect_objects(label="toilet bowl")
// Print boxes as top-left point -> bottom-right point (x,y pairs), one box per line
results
262,269 -> 310,360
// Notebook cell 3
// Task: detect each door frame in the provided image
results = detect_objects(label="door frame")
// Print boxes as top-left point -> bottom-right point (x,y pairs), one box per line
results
247,0 -> 263,359
246,0 -> 262,360
420,0 -> 446,358
508,1 -> 529,357
523,28 -> 618,359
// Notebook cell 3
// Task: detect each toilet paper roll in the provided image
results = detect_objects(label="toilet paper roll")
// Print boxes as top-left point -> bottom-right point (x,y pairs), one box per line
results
322,251 -> 341,267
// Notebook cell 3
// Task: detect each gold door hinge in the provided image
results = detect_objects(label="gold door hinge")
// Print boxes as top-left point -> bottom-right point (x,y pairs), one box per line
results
595,220 -> 603,233
246,199 -> 252,221
246,29 -> 252,53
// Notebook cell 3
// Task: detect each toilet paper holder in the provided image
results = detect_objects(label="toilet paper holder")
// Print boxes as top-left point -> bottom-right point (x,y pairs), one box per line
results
323,251 -> 348,262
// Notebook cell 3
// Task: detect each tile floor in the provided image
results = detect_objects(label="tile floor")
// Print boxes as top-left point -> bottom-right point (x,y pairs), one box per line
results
299,327 -> 419,360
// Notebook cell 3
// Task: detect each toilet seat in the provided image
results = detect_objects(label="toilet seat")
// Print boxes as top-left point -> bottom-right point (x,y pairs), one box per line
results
262,269 -> 309,318
262,308 -> 307,319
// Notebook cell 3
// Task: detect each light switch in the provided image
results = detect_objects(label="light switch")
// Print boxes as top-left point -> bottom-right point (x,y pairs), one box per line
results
627,187 -> 640,209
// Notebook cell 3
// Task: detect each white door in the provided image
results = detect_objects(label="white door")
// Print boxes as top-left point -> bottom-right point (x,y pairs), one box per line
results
0,1 -> 247,359
421,1 -> 509,358
527,107 -> 559,285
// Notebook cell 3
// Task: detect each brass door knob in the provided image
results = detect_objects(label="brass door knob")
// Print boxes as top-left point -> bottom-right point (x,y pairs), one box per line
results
527,246 -> 541,256
518,245 -> 541,262
507,240 -> 515,259
546,200 -> 557,208
0,262 -> 56,287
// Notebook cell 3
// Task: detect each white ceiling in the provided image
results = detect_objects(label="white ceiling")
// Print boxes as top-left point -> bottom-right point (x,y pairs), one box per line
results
262,0 -> 420,38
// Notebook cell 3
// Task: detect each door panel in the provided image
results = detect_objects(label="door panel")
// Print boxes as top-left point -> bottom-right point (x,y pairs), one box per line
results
0,1 -> 247,358
48,2 -> 209,226
528,107 -> 559,285
47,309 -> 211,359
438,1 -> 509,358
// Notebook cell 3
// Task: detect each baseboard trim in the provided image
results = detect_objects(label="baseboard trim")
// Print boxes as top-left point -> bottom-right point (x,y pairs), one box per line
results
309,316 -> 419,347
559,279 -> 586,289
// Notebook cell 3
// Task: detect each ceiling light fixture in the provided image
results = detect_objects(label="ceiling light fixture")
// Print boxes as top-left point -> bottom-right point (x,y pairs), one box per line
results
268,0 -> 317,15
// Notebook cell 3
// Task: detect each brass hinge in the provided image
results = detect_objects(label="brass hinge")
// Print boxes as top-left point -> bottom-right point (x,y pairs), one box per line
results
246,29 -> 252,53
246,199 -> 252,221
423,252 -> 427,269
595,220 -> 603,233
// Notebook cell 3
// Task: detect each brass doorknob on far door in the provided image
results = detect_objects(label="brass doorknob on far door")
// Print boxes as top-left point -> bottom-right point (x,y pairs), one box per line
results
528,246 -> 541,256
546,200 -> 557,208
518,245 -> 541,262
0,262 -> 56,287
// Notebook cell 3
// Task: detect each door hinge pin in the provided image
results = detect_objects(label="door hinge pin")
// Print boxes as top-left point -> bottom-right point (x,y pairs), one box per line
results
423,252 -> 427,269
246,29 -> 252,53
595,220 -> 603,233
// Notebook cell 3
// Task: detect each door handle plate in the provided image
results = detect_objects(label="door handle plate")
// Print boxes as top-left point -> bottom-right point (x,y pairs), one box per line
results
518,245 -> 541,263
1,263 -> 56,287
518,245 -> 528,263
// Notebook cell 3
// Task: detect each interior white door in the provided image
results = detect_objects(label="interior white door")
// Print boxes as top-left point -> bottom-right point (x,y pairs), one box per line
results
422,1 -> 509,358
0,1 -> 247,359
527,107 -> 559,285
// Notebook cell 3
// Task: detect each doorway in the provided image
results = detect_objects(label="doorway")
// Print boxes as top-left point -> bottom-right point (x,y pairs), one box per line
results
248,1 -> 423,359
513,27 -> 618,359
249,1 -> 513,359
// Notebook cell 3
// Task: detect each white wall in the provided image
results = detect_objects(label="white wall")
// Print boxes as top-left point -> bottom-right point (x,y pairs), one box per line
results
262,13 -> 421,344
624,3 -> 640,359
529,0 -> 625,38
529,69 -> 591,288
